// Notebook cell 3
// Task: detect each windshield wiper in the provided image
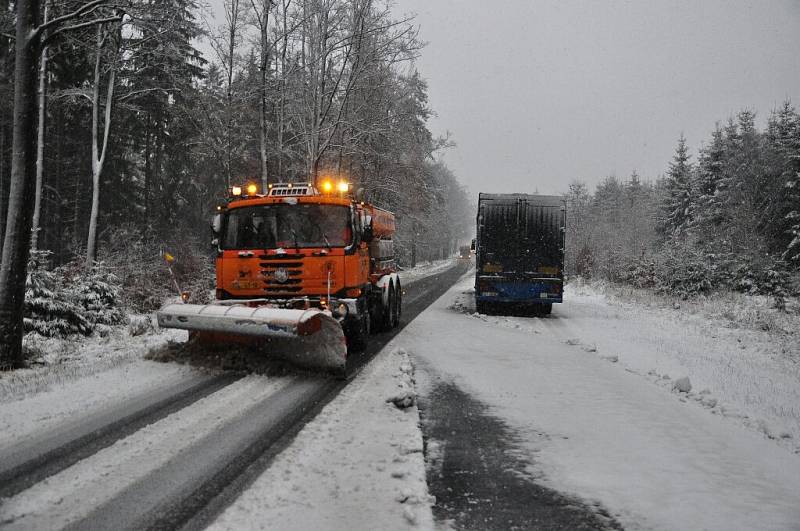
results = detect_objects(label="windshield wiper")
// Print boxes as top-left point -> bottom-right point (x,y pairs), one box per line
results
322,232 -> 332,251
290,228 -> 299,251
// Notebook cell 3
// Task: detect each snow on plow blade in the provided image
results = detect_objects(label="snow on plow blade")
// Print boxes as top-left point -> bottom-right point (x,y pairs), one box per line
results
156,303 -> 347,373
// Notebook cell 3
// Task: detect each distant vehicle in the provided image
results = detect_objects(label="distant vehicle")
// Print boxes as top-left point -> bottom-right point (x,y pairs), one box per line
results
458,245 -> 471,259
474,193 -> 565,315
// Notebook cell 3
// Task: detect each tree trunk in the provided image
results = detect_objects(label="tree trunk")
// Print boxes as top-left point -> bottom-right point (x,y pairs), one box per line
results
143,112 -> 151,228
86,25 -> 116,267
31,9 -> 49,251
53,107 -> 63,262
0,127 -> 7,248
258,0 -> 271,191
225,0 -> 240,189
276,0 -> 289,178
0,0 -> 41,369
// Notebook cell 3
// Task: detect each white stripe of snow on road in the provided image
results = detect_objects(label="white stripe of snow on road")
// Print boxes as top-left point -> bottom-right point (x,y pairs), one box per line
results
0,359 -> 201,449
0,375 -> 292,530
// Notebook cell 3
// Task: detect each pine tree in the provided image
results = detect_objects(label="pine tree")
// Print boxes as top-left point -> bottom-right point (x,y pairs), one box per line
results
692,124 -> 725,237
24,250 -> 92,337
763,101 -> 800,262
662,134 -> 693,235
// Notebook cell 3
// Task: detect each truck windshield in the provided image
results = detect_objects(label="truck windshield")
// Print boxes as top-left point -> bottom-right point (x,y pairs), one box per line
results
222,204 -> 352,250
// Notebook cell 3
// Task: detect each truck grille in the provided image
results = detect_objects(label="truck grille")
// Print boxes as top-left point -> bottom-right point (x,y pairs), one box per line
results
259,259 -> 307,295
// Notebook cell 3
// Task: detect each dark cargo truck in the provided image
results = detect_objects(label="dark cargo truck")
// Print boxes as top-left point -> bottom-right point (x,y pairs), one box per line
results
474,193 -> 566,315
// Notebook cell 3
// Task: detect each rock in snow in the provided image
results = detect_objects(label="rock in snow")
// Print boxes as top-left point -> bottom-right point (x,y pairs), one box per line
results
673,377 -> 692,393
402,506 -> 418,525
387,388 -> 415,409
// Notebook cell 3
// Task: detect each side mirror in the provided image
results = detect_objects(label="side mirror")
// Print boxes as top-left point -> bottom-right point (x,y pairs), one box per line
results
362,214 -> 374,242
470,238 -> 476,251
362,225 -> 374,243
211,213 -> 222,235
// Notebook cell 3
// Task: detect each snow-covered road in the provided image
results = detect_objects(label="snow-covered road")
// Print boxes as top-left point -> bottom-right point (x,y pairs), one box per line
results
3,259 -> 798,530
0,259 -> 464,530
396,274 -> 800,530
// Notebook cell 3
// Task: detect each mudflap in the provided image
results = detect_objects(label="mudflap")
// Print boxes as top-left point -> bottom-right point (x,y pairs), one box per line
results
156,303 -> 348,375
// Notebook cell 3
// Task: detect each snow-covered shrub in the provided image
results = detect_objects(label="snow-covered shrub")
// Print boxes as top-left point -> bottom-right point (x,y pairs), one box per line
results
653,242 -> 720,297
101,225 -> 214,312
620,256 -> 657,289
24,251 -> 92,337
128,315 -> 155,336
67,262 -> 127,326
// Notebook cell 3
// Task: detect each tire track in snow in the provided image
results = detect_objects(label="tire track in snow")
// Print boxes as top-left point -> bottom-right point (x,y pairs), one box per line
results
0,261 -> 470,529
0,376 -> 292,530
0,372 -> 241,500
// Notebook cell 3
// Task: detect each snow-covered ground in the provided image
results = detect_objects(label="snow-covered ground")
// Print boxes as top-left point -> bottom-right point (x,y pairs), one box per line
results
0,260 -> 455,529
0,375 -> 292,529
1,324 -> 184,403
6,259 -> 798,530
210,348 -> 433,530
398,275 -> 800,530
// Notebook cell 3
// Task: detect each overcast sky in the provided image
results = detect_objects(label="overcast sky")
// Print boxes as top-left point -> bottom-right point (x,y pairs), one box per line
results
394,0 -> 800,196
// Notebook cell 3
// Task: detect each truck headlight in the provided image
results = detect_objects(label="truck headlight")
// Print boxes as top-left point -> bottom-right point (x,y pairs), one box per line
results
335,302 -> 349,318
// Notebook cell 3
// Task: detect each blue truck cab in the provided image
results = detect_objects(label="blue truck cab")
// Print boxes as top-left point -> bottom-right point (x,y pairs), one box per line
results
474,193 -> 566,315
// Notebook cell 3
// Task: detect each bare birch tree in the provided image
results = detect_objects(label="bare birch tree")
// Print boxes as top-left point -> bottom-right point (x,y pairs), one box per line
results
250,0 -> 273,189
85,20 -> 121,266
31,1 -> 50,252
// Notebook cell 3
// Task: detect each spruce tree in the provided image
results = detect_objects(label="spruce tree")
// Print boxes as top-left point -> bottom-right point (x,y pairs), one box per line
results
663,134 -> 693,236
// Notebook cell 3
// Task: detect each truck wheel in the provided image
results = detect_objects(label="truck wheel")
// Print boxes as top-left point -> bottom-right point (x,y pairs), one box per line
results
395,280 -> 402,321
475,300 -> 489,314
541,303 -> 552,316
392,281 -> 401,328
377,283 -> 395,332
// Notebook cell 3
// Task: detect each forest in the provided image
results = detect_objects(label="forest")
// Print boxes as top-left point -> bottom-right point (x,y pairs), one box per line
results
0,0 -> 472,367
566,103 -> 800,306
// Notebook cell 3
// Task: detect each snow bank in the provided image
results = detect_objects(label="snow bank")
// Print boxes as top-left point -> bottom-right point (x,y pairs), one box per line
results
210,347 -> 434,530
394,276 -> 800,531
561,280 -> 800,451
1,324 -> 185,403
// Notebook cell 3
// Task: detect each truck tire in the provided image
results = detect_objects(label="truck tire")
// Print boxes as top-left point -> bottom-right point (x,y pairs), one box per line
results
376,283 -> 396,332
392,281 -> 401,327
541,303 -> 552,316
395,280 -> 402,320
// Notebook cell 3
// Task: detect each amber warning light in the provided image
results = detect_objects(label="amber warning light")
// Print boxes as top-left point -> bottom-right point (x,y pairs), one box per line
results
319,179 -> 350,195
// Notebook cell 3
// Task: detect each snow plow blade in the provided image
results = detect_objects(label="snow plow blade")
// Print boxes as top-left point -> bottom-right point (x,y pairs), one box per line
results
156,303 -> 347,373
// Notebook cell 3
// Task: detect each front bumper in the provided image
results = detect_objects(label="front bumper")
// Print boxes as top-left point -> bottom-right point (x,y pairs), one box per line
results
475,276 -> 563,304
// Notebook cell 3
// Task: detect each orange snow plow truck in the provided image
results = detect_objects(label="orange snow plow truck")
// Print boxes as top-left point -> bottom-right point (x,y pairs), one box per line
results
156,180 -> 402,376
